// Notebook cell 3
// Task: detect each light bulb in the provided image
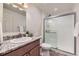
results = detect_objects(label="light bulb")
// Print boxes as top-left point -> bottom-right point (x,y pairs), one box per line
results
12,4 -> 18,8
23,4 -> 28,8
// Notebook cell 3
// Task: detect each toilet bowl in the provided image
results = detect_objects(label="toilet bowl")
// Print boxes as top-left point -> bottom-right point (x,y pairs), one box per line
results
40,43 -> 52,56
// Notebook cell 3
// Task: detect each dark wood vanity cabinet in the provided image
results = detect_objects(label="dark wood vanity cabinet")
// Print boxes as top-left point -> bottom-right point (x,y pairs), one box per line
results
29,45 -> 40,56
1,39 -> 40,56
24,46 -> 40,56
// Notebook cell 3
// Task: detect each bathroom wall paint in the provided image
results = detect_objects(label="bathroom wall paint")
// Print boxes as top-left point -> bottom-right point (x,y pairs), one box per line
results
3,8 -> 26,32
0,3 -> 3,43
26,6 -> 45,37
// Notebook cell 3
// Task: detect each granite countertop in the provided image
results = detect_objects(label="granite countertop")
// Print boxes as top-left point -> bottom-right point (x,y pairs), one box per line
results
0,36 -> 41,55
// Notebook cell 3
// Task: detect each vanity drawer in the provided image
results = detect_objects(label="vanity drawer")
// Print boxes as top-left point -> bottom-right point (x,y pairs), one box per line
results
5,46 -> 27,56
29,45 -> 40,56
24,40 -> 40,52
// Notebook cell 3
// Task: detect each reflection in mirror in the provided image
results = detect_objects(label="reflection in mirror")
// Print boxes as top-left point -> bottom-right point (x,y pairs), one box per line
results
2,3 -> 26,41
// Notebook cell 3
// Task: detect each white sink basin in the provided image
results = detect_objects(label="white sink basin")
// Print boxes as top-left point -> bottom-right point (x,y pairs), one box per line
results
10,37 -> 32,43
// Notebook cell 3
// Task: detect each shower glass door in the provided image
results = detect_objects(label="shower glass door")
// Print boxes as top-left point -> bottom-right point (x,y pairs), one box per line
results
44,13 -> 75,54
45,18 -> 57,48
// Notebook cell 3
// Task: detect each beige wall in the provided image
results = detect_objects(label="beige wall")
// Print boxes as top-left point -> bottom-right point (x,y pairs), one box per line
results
26,6 -> 44,37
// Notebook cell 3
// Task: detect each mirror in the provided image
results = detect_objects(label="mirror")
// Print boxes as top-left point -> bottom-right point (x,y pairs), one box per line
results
2,3 -> 26,41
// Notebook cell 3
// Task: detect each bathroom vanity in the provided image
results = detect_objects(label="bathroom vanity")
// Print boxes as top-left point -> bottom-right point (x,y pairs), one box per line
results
0,37 -> 40,56
0,4 -> 41,56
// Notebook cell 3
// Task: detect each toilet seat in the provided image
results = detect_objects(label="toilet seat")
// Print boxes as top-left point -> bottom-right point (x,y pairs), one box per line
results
40,43 -> 52,50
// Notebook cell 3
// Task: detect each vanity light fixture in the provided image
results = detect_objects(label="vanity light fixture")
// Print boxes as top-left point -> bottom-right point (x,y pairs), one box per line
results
12,3 -> 28,11
23,3 -> 28,8
19,8 -> 24,11
12,4 -> 18,8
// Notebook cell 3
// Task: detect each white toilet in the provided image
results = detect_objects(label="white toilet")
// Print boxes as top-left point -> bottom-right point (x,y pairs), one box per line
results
40,43 -> 52,56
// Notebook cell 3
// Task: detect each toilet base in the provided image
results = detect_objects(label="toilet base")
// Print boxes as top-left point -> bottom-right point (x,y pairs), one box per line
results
41,49 -> 50,56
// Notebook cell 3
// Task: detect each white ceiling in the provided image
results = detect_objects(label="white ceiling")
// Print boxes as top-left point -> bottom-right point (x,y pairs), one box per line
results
28,3 -> 75,15
3,3 -> 75,16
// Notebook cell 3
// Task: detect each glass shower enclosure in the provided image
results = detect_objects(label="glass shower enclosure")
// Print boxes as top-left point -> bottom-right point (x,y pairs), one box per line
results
45,18 -> 57,48
44,13 -> 76,54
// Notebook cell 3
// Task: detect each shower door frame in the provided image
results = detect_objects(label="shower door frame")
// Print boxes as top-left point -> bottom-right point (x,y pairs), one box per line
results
43,12 -> 76,55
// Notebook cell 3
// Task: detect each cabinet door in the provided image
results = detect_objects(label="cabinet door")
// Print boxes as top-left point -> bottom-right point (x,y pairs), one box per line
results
30,46 -> 40,56
5,47 -> 26,56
